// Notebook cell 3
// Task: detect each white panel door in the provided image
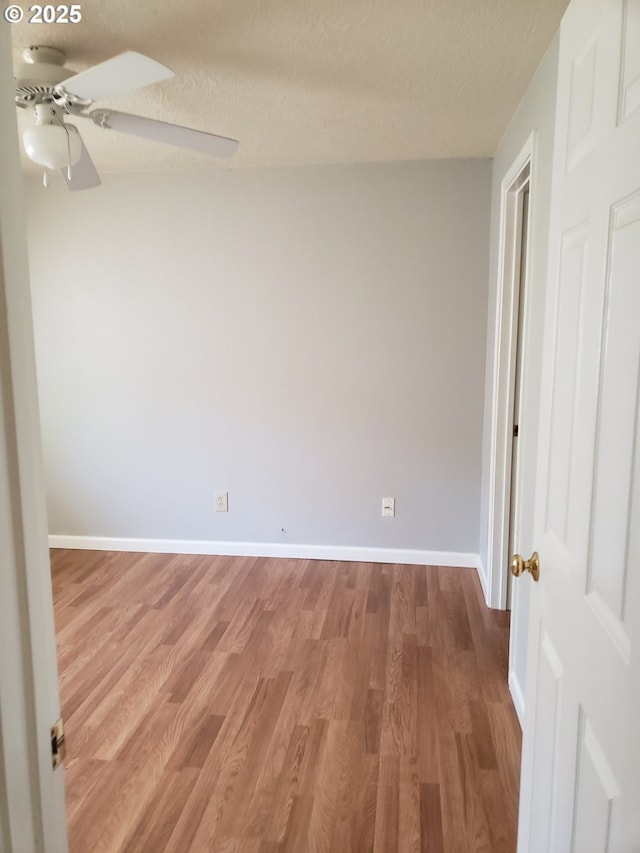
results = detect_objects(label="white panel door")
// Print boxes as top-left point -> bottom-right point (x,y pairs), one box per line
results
517,0 -> 640,850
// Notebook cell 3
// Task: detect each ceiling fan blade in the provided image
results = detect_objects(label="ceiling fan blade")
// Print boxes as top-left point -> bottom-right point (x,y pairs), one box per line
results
59,52 -> 174,102
91,109 -> 239,158
61,139 -> 101,191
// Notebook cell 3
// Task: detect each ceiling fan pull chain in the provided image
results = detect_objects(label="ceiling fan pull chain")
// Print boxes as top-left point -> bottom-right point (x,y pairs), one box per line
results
64,126 -> 73,181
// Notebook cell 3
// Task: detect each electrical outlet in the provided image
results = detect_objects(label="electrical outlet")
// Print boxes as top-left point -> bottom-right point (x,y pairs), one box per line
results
215,492 -> 228,512
382,497 -> 395,517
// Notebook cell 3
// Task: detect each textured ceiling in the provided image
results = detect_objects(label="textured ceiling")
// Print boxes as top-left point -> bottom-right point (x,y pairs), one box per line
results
11,0 -> 569,173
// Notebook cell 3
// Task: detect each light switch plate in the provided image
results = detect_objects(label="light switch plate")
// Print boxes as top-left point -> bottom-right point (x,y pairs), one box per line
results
382,497 -> 395,517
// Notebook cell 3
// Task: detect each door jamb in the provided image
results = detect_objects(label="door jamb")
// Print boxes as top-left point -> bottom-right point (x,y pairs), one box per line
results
0,25 -> 68,853
486,133 -> 536,610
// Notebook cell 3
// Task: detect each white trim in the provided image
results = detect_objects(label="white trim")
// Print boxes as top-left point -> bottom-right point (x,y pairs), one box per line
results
476,553 -> 489,602
0,23 -> 68,853
508,669 -> 525,727
485,131 -> 536,609
48,535 -> 479,569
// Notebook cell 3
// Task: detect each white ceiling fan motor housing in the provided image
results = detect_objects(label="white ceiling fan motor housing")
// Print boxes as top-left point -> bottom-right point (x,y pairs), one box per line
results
14,46 -> 78,108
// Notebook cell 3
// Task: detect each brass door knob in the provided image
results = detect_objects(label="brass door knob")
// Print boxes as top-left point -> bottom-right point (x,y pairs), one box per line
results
511,551 -> 540,582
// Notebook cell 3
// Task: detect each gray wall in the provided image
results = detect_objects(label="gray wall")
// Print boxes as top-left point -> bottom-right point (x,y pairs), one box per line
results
479,35 -> 560,714
26,160 -> 491,556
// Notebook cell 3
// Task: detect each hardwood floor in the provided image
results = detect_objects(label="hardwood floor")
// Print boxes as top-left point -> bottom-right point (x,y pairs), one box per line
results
51,550 -> 522,853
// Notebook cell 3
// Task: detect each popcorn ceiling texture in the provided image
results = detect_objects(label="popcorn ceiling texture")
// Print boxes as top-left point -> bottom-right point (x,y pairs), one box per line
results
11,0 -> 569,172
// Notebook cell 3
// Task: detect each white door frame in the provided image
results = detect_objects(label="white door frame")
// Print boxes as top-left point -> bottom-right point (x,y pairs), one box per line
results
485,133 -> 536,611
0,26 -> 68,853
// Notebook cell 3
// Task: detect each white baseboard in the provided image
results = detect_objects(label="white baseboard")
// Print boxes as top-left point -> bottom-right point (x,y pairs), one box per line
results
48,535 -> 479,569
508,669 -> 525,728
476,553 -> 490,606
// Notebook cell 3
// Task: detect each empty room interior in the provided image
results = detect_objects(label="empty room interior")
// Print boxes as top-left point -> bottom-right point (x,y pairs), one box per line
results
3,0 -> 639,851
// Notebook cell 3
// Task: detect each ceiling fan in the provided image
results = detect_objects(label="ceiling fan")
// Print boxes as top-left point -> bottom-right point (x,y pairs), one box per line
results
14,45 -> 239,190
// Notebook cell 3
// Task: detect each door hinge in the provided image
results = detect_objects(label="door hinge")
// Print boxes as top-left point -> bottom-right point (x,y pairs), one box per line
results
51,718 -> 66,770
513,424 -> 519,438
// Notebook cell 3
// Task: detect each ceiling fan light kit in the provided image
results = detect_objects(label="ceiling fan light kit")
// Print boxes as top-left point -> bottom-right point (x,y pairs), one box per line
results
14,45 -> 239,191
22,103 -> 82,170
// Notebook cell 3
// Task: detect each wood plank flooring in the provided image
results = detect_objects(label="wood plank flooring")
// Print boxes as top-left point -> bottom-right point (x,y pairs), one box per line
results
51,550 -> 522,853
